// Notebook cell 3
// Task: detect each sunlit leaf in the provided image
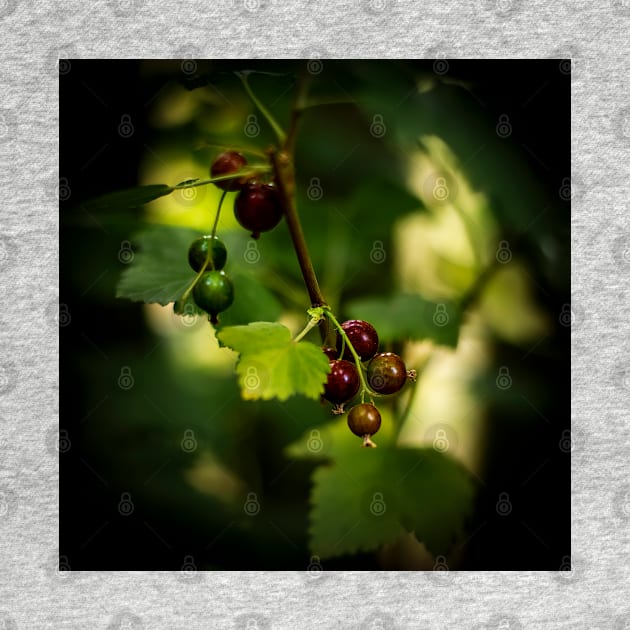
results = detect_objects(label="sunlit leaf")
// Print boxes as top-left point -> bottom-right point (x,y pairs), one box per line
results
217,322 -> 330,401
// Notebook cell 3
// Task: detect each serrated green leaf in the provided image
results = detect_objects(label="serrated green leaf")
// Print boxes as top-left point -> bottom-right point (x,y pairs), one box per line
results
116,225 -> 199,305
346,293 -> 460,346
397,449 -> 476,556
310,449 -> 405,559
307,443 -> 475,560
218,321 -> 290,353
83,184 -> 174,212
217,322 -> 331,401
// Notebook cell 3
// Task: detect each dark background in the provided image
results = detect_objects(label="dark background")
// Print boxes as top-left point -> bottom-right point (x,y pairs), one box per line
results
60,60 -> 570,570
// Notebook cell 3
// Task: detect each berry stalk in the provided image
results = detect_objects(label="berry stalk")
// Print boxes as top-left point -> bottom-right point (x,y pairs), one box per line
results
211,190 -> 228,238
323,307 -> 378,403
180,249 -> 213,302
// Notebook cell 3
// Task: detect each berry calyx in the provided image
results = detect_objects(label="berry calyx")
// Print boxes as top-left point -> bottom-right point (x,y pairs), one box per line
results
234,181 -> 283,239
367,352 -> 407,395
210,151 -> 248,191
337,319 -> 379,362
192,270 -> 234,324
347,403 -> 381,447
187,235 -> 227,272
322,346 -> 338,361
324,359 -> 360,404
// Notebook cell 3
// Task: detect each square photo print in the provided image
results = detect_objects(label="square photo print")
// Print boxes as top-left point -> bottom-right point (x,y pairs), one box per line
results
60,59 -> 570,571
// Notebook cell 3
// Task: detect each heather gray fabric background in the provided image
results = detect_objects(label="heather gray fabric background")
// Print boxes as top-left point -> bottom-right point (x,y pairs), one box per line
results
0,0 -> 629,628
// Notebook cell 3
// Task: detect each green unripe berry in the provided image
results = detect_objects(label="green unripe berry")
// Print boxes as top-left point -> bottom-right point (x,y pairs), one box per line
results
192,270 -> 234,324
188,235 -> 227,272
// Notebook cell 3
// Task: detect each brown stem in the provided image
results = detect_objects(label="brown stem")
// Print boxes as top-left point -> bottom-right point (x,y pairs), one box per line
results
267,68 -> 329,341
271,150 -> 326,309
284,72 -> 310,155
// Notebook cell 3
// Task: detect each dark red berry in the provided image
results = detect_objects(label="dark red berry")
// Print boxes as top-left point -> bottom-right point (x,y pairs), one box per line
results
322,346 -> 338,361
367,352 -> 407,395
324,359 -> 360,404
234,182 -> 283,239
336,319 -> 379,362
210,151 -> 248,191
347,403 -> 381,444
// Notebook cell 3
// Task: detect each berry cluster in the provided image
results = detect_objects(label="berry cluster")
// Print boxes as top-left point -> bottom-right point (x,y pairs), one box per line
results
179,151 -> 285,324
186,234 -> 233,325
322,319 -> 415,447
